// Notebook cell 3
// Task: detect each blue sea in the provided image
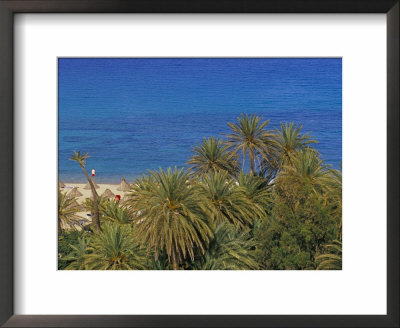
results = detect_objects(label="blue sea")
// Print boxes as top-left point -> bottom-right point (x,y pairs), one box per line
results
58,58 -> 342,183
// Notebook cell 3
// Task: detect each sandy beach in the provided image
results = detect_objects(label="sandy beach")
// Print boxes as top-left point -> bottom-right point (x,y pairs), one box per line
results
61,182 -> 130,203
60,182 -> 132,225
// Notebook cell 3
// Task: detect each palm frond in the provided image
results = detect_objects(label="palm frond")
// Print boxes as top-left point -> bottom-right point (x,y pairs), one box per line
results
316,240 -> 342,270
199,170 -> 264,227
58,189 -> 87,233
187,136 -> 239,177
225,113 -> 277,175
127,167 -> 213,269
195,223 -> 259,270
82,222 -> 151,270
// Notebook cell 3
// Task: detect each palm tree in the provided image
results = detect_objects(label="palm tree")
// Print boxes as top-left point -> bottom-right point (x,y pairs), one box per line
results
316,240 -> 342,270
257,151 -> 281,185
128,167 -> 213,269
237,171 -> 273,216
273,122 -> 317,167
64,237 -> 89,270
69,151 -> 100,230
83,222 -> 150,270
58,189 -> 86,234
83,195 -> 110,221
226,113 -> 276,175
187,137 -> 239,177
102,201 -> 133,225
194,223 -> 259,270
280,148 -> 333,195
199,170 -> 262,227
325,168 -> 342,240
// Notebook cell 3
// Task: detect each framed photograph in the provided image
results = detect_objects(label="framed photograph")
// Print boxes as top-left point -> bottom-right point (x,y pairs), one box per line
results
0,0 -> 398,327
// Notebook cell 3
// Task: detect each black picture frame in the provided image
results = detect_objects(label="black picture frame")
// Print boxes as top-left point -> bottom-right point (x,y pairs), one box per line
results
0,1 -> 398,327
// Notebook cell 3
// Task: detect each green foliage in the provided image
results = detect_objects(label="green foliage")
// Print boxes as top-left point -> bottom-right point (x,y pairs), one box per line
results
194,223 -> 259,270
237,171 -> 273,216
323,169 -> 342,240
316,240 -> 342,270
58,230 -> 86,269
65,222 -> 151,270
64,237 -> 90,270
280,148 -> 333,195
273,122 -> 317,167
102,201 -> 133,225
187,136 -> 239,177
84,222 -> 150,270
69,150 -> 90,167
226,113 -> 276,175
199,170 -> 262,228
83,195 -> 109,215
58,189 -> 87,233
128,167 -> 213,269
254,163 -> 339,269
62,113 -> 342,271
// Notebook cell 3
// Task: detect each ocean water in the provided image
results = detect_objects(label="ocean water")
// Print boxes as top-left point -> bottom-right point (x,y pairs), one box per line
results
58,58 -> 342,183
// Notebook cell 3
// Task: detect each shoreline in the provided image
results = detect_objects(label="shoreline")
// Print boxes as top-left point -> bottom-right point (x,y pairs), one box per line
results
58,175 -> 143,185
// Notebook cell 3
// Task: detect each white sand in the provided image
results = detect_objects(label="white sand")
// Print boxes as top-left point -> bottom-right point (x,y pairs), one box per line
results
61,183 -> 130,203
60,183 -> 131,225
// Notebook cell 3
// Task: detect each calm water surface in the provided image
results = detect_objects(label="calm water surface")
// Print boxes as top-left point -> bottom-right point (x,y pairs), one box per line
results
58,58 -> 342,183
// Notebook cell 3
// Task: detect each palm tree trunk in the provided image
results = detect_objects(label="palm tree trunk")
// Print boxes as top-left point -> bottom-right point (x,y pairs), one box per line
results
80,165 -> 101,231
249,150 -> 255,175
172,251 -> 178,270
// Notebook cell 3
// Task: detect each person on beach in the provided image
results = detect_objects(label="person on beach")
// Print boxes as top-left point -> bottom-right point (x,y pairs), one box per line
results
91,169 -> 95,177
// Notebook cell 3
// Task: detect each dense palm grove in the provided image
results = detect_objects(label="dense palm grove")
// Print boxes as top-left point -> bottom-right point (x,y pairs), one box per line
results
58,114 -> 342,270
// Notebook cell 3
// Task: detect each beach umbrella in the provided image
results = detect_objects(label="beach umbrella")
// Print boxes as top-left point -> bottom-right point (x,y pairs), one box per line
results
68,187 -> 83,198
117,178 -> 131,192
58,180 -> 65,189
83,181 -> 99,190
66,199 -> 79,209
101,188 -> 115,199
